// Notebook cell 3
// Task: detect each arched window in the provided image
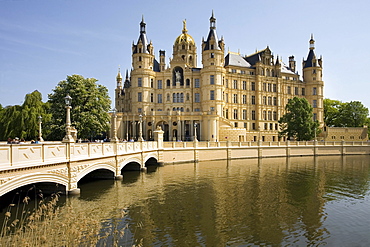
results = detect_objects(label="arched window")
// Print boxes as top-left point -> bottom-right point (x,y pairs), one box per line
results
180,93 -> 184,102
177,93 -> 180,102
166,79 -> 170,87
167,93 -> 170,101
139,56 -> 142,62
186,79 -> 190,87
173,93 -> 176,103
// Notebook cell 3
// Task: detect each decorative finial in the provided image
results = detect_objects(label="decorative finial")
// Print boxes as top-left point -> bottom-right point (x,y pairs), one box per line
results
182,19 -> 187,33
309,34 -> 315,50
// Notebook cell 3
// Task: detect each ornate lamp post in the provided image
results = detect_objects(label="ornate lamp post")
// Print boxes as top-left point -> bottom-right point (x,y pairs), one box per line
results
138,114 -> 144,141
111,108 -> 118,142
38,115 -> 44,142
62,94 -> 74,143
194,122 -> 198,141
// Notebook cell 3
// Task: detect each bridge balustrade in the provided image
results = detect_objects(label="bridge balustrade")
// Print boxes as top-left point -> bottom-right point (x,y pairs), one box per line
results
0,141 -> 159,172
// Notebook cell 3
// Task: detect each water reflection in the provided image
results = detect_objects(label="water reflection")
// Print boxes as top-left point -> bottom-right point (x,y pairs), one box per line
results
70,156 -> 370,246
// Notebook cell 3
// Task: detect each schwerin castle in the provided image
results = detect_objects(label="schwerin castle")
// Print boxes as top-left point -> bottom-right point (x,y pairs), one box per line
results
114,13 -> 324,142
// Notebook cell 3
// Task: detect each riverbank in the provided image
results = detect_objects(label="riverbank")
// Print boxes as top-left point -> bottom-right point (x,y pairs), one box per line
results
162,141 -> 370,164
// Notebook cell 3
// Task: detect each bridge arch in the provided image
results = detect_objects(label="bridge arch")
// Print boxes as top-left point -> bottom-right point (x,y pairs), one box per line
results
76,163 -> 116,182
143,153 -> 159,165
119,157 -> 142,171
0,173 -> 69,197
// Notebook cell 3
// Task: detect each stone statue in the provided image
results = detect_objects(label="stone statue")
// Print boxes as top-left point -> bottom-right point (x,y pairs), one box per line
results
175,70 -> 181,82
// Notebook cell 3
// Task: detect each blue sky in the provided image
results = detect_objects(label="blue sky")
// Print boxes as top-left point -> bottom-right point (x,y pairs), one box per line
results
1,0 -> 370,110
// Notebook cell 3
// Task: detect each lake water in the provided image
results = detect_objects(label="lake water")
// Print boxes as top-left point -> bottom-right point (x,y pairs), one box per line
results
61,155 -> 370,246
2,156 -> 370,247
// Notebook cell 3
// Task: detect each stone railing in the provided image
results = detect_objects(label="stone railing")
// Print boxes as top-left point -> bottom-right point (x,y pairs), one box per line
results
1,140 -> 369,172
0,141 -> 158,172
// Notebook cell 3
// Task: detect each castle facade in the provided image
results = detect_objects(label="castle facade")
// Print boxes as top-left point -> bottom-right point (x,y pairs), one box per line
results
114,13 -> 324,142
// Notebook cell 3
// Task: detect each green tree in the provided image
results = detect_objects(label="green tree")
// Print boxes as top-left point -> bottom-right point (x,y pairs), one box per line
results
0,91 -> 50,140
336,101 -> 368,127
323,98 -> 342,127
278,97 -> 319,141
0,105 -> 22,140
324,99 -> 369,127
47,75 -> 111,140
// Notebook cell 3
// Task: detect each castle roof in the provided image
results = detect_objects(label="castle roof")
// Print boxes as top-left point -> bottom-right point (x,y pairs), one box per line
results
225,53 -> 251,67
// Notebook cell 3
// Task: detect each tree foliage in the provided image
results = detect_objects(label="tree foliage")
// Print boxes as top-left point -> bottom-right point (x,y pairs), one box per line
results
47,75 -> 111,140
323,99 -> 341,127
278,97 -> 319,141
323,99 -> 368,127
0,91 -> 50,140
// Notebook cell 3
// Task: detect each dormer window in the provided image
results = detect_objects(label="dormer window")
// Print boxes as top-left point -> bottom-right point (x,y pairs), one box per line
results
210,44 -> 214,49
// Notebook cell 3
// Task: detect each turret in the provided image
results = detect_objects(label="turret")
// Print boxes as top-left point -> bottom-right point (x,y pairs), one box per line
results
303,34 -> 323,81
159,50 -> 166,71
116,67 -> 122,88
132,16 -> 154,70
202,11 -> 225,68
289,55 -> 296,72
200,11 -> 226,133
302,34 -> 324,126
115,67 -> 126,112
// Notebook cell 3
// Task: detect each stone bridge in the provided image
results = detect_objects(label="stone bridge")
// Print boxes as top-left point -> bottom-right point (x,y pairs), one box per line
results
0,140 -> 163,196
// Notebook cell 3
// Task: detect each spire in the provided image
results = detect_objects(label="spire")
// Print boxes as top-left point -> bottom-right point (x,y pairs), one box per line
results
210,10 -> 216,29
133,16 -> 149,54
309,33 -> 315,50
125,69 -> 129,80
140,15 -> 146,34
275,55 -> 280,65
304,34 -> 317,68
203,11 -> 221,51
116,66 -> 122,80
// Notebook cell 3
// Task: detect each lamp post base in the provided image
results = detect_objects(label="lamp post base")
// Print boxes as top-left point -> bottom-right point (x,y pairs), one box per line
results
62,135 -> 75,143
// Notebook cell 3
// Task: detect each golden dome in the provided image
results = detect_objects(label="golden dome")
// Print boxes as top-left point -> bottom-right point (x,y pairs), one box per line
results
174,20 -> 195,46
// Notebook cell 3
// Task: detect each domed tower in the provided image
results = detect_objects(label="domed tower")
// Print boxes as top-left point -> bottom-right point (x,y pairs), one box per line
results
172,20 -> 197,68
303,34 -> 324,126
115,68 -> 123,110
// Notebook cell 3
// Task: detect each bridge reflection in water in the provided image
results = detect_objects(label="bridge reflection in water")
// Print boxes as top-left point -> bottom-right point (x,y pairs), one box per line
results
61,156 -> 370,246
